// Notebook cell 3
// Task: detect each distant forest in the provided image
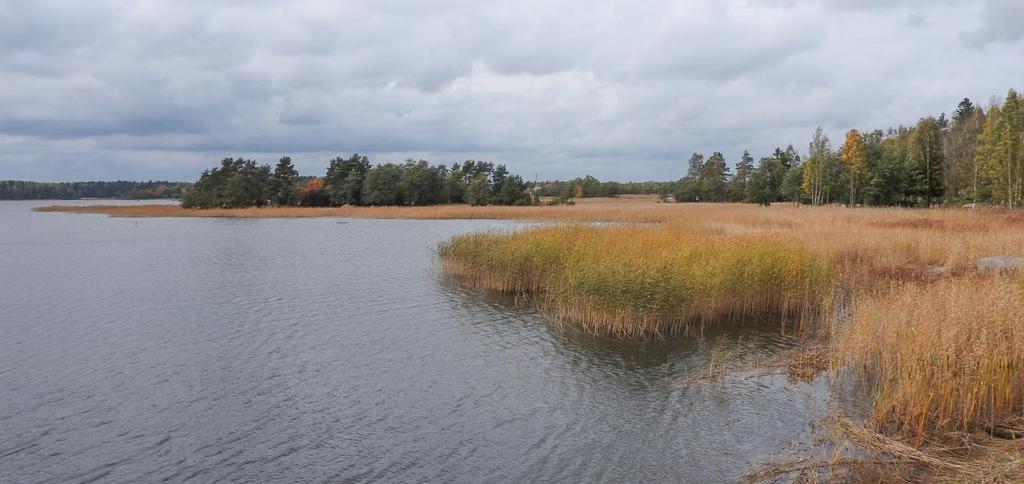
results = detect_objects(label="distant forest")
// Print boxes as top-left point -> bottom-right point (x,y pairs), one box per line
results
9,89 -> 1020,209
181,156 -> 533,208
533,177 -> 669,200
0,180 -> 190,200
542,88 -> 1022,208
656,88 -> 1023,207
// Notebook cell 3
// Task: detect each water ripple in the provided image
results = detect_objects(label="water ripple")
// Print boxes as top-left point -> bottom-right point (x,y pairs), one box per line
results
0,201 -> 831,483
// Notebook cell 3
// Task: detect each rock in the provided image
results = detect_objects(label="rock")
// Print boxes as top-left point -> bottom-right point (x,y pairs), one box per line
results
976,256 -> 1024,272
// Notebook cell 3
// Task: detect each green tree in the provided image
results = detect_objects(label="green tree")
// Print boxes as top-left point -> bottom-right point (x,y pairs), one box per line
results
863,129 -> 912,206
270,156 -> 299,206
978,90 -> 1024,207
490,164 -> 532,205
182,157 -> 272,208
779,162 -> 804,205
747,155 -> 787,206
399,159 -> 447,205
731,150 -> 754,201
908,116 -> 946,207
445,163 -> 467,203
954,98 -> 975,123
699,152 -> 730,202
361,163 -> 403,206
325,154 -> 370,206
465,173 -> 491,206
686,153 -> 705,181
945,99 -> 985,204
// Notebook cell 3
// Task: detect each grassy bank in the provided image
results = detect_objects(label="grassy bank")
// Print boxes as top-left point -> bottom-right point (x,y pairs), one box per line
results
838,277 -> 1024,440
429,201 -> 1024,478
439,225 -> 834,337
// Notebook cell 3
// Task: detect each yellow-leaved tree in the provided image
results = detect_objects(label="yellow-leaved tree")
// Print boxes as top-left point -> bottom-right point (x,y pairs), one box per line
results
841,129 -> 866,206
978,90 -> 1024,207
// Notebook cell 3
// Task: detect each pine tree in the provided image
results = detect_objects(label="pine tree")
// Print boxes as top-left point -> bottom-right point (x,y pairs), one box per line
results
325,154 -> 370,206
732,150 -> 754,201
466,174 -> 492,206
271,156 -> 299,206
699,152 -> 730,202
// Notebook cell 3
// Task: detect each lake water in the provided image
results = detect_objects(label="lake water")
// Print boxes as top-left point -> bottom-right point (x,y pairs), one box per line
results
0,201 -> 830,483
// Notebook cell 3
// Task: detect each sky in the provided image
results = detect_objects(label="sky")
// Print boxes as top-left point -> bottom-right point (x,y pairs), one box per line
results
1,0 -> 1022,182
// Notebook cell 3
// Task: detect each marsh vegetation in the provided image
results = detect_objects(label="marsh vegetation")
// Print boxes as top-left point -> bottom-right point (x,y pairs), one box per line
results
430,199 -> 1024,480
438,225 -> 832,337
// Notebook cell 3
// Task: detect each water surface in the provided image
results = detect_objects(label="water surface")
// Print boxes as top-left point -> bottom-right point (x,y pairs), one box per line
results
0,201 -> 828,482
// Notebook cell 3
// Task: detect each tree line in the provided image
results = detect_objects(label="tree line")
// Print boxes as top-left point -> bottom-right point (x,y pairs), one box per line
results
181,155 -> 535,209
0,180 -> 190,200
662,88 -> 1024,207
533,176 -> 667,202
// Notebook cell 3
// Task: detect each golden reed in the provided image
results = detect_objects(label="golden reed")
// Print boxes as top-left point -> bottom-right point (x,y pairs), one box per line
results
438,225 -> 834,337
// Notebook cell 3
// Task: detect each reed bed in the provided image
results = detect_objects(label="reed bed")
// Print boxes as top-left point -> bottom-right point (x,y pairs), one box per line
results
438,225 -> 834,337
426,199 -> 1024,472
837,276 -> 1024,441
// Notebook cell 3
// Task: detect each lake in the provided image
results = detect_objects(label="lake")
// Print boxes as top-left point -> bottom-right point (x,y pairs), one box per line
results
0,201 -> 830,483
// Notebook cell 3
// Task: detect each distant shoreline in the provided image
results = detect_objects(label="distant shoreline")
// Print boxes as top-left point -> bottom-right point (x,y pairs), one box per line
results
32,196 -> 671,221
33,196 -> 1006,222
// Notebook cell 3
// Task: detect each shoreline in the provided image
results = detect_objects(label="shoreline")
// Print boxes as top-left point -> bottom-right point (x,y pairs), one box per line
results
33,196 -> 685,222
34,196 -> 1024,480
431,205 -> 1024,481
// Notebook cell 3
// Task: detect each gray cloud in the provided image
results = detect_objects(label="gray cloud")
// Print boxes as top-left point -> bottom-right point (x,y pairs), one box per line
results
0,0 -> 1020,182
962,0 -> 1024,47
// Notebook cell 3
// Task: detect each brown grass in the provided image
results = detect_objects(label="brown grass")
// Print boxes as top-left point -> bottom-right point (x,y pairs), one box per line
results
837,276 -> 1024,440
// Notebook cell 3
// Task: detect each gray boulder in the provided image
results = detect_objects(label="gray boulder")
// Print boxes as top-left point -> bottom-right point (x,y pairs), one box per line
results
976,256 -> 1024,272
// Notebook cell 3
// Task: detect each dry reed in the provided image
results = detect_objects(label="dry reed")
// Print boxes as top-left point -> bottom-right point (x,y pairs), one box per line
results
837,276 -> 1024,441
438,225 -> 834,337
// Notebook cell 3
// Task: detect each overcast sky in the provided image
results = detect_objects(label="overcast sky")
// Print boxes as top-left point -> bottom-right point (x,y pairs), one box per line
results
1,0 -> 1022,182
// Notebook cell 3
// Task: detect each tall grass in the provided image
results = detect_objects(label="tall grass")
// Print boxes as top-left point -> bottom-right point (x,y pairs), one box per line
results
439,225 -> 834,337
837,276 -> 1024,441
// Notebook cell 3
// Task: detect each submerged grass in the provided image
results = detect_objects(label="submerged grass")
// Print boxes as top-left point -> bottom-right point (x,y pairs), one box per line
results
439,225 -> 834,337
